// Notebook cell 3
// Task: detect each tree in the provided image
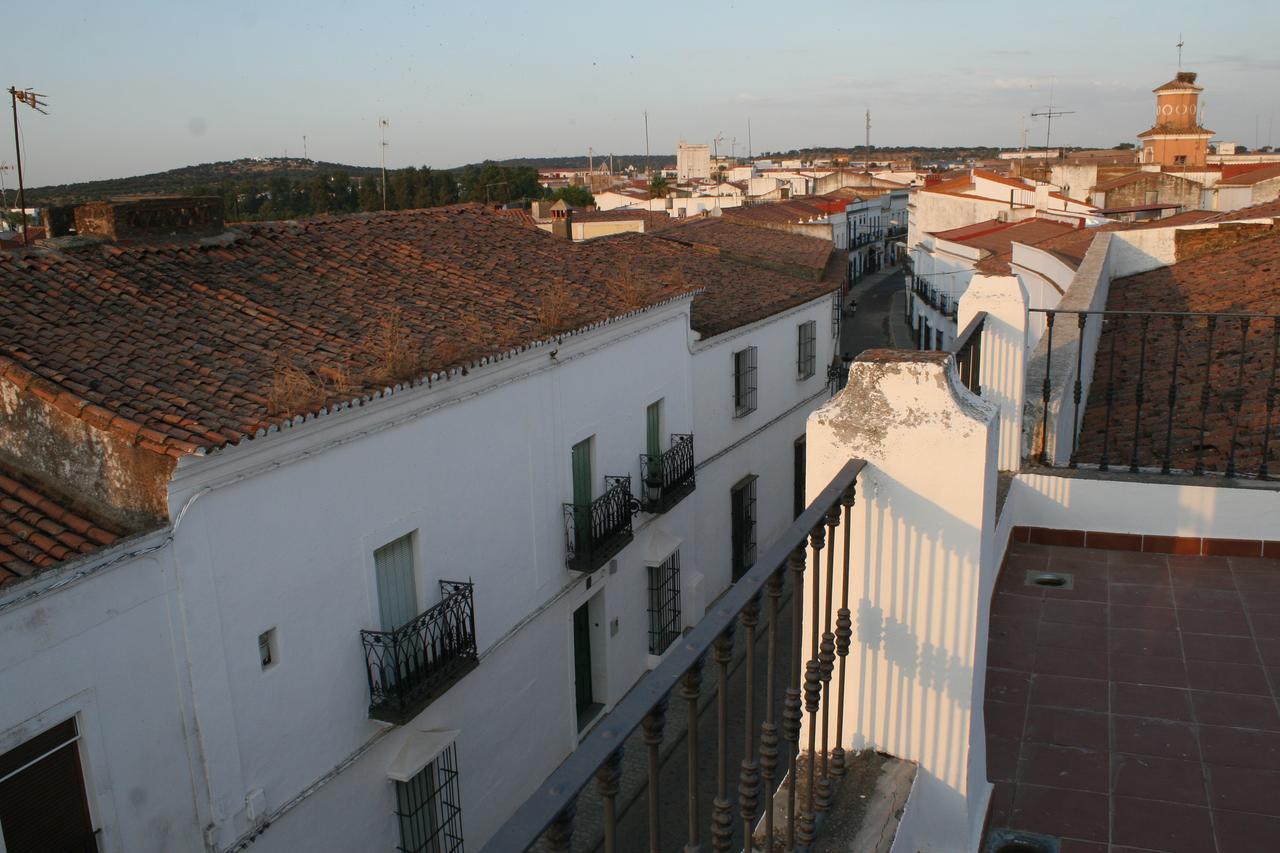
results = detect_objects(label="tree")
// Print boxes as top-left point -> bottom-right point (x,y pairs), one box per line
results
648,175 -> 669,198
549,185 -> 595,207
1113,142 -> 1135,150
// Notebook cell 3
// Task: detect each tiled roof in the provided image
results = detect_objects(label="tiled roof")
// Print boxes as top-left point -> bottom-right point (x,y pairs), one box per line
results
1217,163 -> 1280,187
570,209 -> 682,231
1208,199 -> 1280,222
1025,210 -> 1219,270
720,199 -> 839,226
0,204 -> 835,458
0,463 -> 120,587
659,217 -> 834,275
934,219 -> 1079,275
1075,229 -> 1280,475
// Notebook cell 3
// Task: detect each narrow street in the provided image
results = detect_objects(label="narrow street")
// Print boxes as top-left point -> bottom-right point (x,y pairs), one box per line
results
839,266 -> 913,360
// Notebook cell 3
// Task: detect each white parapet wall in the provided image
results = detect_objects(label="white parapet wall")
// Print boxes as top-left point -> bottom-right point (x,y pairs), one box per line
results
958,275 -> 1028,472
805,350 -> 1000,852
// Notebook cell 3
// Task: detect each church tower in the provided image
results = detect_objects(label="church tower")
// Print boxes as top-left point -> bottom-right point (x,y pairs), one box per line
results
1138,71 -> 1213,169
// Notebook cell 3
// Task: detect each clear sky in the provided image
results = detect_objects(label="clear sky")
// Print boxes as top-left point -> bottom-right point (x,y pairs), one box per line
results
5,0 -> 1279,185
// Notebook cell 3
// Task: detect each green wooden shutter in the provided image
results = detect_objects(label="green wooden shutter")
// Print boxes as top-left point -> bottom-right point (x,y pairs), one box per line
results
571,438 -> 593,507
646,400 -> 662,457
375,534 -> 418,631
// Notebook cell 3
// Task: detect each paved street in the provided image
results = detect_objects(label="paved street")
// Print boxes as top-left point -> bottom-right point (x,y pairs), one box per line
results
839,266 -> 913,361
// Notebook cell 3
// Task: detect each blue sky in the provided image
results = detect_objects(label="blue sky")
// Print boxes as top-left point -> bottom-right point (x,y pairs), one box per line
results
6,0 -> 1279,184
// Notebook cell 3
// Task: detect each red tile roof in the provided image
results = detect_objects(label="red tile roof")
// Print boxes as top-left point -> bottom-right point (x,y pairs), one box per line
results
1208,199 -> 1280,222
1024,210 -> 1219,270
1075,229 -> 1280,476
721,199 -> 840,226
659,217 -> 834,275
930,218 -> 1079,274
1217,163 -> 1280,187
1,464 -> 120,587
0,204 -> 836,458
570,209 -> 682,232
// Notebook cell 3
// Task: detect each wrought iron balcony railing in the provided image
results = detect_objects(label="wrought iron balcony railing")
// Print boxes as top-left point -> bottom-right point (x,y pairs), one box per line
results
564,475 -> 638,573
482,460 -> 867,853
639,434 -> 696,514
950,311 -> 987,395
1033,308 -> 1280,478
361,580 -> 479,724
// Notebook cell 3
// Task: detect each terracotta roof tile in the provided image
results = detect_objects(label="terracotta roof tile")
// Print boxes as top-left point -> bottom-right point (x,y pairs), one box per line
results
1217,163 -> 1280,187
0,464 -> 120,587
658,217 -> 833,275
1023,210 -> 1219,271
1,204 -> 836,456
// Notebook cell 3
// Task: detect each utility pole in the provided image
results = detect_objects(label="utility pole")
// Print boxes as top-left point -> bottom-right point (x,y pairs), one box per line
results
378,118 -> 389,211
1177,34 -> 1184,71
8,87 -> 48,247
303,134 -> 307,160
747,117 -> 752,161
865,109 -> 871,173
644,110 -> 650,176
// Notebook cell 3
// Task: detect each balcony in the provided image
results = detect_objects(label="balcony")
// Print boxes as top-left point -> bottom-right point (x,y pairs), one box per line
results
564,475 -> 637,573
361,580 -> 479,724
639,434 -> 696,514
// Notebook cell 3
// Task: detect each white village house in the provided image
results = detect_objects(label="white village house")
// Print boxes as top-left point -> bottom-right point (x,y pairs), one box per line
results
0,198 -> 841,852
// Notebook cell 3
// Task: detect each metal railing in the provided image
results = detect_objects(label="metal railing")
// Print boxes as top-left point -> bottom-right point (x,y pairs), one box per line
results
951,311 -> 986,394
1033,309 -> 1280,478
909,277 -> 959,319
362,580 -> 479,724
639,434 -> 696,514
482,459 -> 867,853
564,476 -> 638,573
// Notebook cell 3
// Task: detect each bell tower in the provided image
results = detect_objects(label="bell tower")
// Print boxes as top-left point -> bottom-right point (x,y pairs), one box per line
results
1137,71 -> 1213,169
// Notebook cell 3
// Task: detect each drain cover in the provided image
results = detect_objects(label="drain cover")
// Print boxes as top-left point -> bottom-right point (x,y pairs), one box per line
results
985,828 -> 1061,853
1025,570 -> 1073,590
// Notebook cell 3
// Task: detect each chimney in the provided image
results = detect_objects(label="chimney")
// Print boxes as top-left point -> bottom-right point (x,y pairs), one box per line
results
1034,184 -> 1051,211
73,196 -> 224,242
551,208 -> 574,240
42,204 -> 77,238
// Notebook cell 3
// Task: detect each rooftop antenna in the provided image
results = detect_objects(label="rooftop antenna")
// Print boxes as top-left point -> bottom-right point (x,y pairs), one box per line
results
1031,80 -> 1073,166
378,117 -> 390,211
303,134 -> 308,160
0,161 -> 13,208
1177,34 -> 1184,71
643,110 -> 650,176
747,117 -> 752,161
7,86 -> 48,247
865,109 -> 871,173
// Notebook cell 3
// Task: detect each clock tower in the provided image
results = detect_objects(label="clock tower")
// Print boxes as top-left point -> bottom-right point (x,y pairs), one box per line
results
1137,71 -> 1213,169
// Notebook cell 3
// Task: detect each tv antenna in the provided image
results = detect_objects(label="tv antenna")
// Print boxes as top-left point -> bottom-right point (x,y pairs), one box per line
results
1177,34 -> 1185,70
1031,82 -> 1073,162
378,117 -> 389,211
7,87 -> 48,247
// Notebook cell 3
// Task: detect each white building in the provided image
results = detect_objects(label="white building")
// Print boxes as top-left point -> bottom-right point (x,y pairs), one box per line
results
0,199 -> 840,852
676,142 -> 711,182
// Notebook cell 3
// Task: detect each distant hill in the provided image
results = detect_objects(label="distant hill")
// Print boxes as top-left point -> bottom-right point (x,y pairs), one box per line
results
19,158 -> 382,205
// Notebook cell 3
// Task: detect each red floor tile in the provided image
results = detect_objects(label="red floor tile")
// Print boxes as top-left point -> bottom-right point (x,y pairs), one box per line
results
1177,608 -> 1252,636
1207,764 -> 1280,816
1112,717 -> 1199,762
1029,675 -> 1109,712
986,735 -> 1020,783
1019,743 -> 1109,792
1042,599 -> 1108,626
1111,683 -> 1193,722
1110,562 -> 1171,585
1240,590 -> 1280,613
1110,652 -> 1187,688
1037,620 -> 1109,651
1199,726 -> 1280,770
1186,660 -> 1272,696
986,669 -> 1032,705
1008,784 -> 1109,842
985,701 -> 1027,740
1256,638 -> 1280,667
1110,603 -> 1180,631
1111,796 -> 1215,853
1213,809 -> 1280,853
1174,586 -> 1245,611
1181,632 -> 1261,664
1190,691 -> 1280,731
1033,645 -> 1109,680
1109,627 -> 1182,658
1111,753 -> 1208,805
1170,567 -> 1238,590
1110,583 -> 1175,608
1251,612 -> 1280,638
1024,706 -> 1110,750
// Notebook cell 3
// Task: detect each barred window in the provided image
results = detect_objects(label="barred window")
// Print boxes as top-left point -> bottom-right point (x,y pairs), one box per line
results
647,552 -> 682,655
395,744 -> 464,853
733,346 -> 757,417
731,475 -> 758,581
797,320 -> 817,379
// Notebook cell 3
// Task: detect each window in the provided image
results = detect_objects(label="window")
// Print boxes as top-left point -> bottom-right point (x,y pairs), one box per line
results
730,475 -> 758,581
258,628 -> 277,669
1174,155 -> 1187,166
375,534 -> 419,632
935,329 -> 944,351
733,347 -> 757,417
793,437 -> 806,519
797,320 -> 817,379
395,744 -> 464,853
646,400 -> 663,458
0,719 -> 96,853
647,551 -> 682,655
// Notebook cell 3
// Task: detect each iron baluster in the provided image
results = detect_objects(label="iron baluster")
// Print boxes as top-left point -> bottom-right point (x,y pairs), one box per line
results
783,545 -> 806,851
1261,319 -> 1280,480
682,659 -> 704,852
831,483 -> 857,781
596,749 -> 622,853
1129,314 -> 1151,472
798,521 -> 826,847
1099,315 -> 1120,471
816,506 -> 840,815
1039,311 -> 1055,463
545,797 -> 576,853
711,629 -> 735,852
1225,317 -> 1252,478
758,571 -> 783,851
1194,316 -> 1218,476
1162,316 -> 1185,475
1069,312 -> 1087,467
642,700 -> 667,853
739,595 -> 761,849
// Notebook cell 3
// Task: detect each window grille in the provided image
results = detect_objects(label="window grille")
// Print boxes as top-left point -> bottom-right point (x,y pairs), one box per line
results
395,743 -> 464,853
730,475 -> 758,580
797,321 -> 817,379
733,347 -> 757,417
647,552 -> 682,655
